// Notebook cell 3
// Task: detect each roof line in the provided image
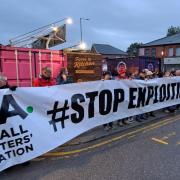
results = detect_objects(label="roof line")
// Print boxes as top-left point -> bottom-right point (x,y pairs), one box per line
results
92,43 -> 127,54
141,43 -> 180,48
92,43 -> 99,53
142,32 -> 180,47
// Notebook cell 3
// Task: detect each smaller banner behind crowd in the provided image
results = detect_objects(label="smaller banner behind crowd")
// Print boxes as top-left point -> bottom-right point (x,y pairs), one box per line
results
0,77 -> 180,171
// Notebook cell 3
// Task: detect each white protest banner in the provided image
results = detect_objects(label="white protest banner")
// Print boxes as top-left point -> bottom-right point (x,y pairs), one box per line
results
0,77 -> 180,171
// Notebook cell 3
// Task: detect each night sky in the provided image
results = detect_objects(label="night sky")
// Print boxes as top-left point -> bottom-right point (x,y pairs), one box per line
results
0,0 -> 180,51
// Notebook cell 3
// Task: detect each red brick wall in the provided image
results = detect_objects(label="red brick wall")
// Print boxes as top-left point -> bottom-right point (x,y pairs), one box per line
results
141,44 -> 180,58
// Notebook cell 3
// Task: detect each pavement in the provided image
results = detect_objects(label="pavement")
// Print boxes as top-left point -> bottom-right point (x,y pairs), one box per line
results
1,109 -> 180,180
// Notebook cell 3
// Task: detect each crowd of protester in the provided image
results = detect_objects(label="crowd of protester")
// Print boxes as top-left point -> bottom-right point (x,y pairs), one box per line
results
1,66 -> 179,171
0,66 -> 73,90
33,67 -> 72,87
0,66 -> 180,132
102,68 -> 180,131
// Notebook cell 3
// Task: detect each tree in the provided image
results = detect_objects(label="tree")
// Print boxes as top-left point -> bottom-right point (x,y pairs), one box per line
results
167,26 -> 180,37
127,42 -> 142,56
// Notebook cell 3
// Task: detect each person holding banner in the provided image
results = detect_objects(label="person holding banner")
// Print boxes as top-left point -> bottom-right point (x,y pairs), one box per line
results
145,70 -> 156,118
175,70 -> 180,76
102,71 -> 115,130
0,73 -> 16,91
135,71 -> 148,122
56,68 -> 73,85
176,70 -> 180,110
163,70 -> 177,113
115,67 -> 131,126
0,73 -> 31,170
126,72 -> 135,124
34,67 -> 56,87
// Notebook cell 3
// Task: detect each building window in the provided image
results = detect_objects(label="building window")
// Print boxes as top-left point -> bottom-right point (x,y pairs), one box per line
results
145,49 -> 150,57
139,48 -> 144,56
151,48 -> 156,57
176,47 -> 180,56
168,48 -> 173,57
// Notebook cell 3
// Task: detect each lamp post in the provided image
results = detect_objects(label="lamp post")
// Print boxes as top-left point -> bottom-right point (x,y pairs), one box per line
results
79,18 -> 90,49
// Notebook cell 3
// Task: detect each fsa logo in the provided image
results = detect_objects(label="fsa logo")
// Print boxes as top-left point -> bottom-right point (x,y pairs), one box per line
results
0,95 -> 28,125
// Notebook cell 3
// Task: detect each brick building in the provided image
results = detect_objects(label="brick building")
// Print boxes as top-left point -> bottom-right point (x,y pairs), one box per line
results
139,33 -> 180,71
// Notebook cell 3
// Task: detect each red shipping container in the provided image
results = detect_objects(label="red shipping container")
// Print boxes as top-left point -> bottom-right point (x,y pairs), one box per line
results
0,45 -> 67,87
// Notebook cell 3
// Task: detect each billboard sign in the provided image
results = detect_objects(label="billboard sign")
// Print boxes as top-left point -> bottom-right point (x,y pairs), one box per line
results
32,24 -> 66,49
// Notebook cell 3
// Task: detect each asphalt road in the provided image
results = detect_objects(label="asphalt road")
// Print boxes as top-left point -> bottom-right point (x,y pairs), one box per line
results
1,113 -> 180,180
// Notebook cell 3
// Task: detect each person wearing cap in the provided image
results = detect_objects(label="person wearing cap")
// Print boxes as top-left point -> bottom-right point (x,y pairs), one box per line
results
34,67 -> 56,87
145,70 -> 153,79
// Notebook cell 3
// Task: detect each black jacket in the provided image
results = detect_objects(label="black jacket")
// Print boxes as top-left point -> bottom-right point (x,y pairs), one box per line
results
0,84 -> 17,91
56,76 -> 73,85
0,84 -> 9,89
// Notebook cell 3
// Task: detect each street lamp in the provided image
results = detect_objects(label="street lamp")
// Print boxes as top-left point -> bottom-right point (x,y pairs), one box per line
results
51,17 -> 72,32
80,18 -> 90,44
66,17 -> 73,25
79,42 -> 87,50
51,25 -> 59,32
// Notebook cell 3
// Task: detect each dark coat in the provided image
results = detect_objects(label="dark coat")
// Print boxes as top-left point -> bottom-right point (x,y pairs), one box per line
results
56,76 -> 73,85
0,84 -> 9,89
